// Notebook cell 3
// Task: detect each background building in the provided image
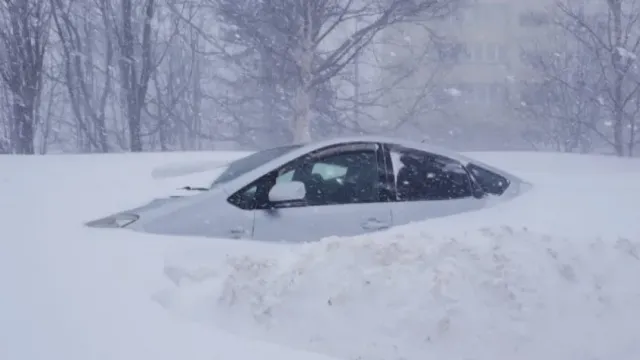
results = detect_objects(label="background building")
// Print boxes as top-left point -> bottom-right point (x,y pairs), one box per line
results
376,0 -> 557,149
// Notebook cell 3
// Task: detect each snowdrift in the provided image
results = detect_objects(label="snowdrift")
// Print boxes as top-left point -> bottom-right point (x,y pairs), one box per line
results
0,151 -> 341,360
150,151 -> 249,179
157,227 -> 640,360
158,149 -> 640,360
158,225 -> 640,360
6,150 -> 640,360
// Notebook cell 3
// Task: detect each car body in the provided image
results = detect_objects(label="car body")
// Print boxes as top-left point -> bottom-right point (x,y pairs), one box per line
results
86,136 -> 530,242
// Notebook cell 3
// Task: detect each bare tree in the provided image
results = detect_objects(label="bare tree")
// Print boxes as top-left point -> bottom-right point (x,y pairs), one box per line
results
146,44 -> 196,151
348,25 -> 457,135
143,5 -> 207,151
0,0 -> 51,154
0,82 -> 11,153
522,0 -> 640,156
181,0 -> 457,144
113,0 -> 156,152
35,62 -> 66,154
50,0 -> 115,152
517,35 -> 602,153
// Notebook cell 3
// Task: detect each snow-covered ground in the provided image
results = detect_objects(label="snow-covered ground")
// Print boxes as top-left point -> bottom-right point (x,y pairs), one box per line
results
0,151 -> 335,360
3,150 -> 640,360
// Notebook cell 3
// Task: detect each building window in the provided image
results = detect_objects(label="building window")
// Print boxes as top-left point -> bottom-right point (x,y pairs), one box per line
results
446,10 -> 467,25
488,83 -> 507,103
439,42 -> 466,62
519,11 -> 550,27
471,44 -> 484,61
497,44 -> 509,62
485,43 -> 498,62
476,84 -> 491,104
455,83 -> 507,105
464,43 -> 508,63
471,3 -> 510,25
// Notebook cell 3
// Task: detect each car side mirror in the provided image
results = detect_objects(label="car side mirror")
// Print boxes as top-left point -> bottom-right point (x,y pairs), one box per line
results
472,187 -> 485,199
268,181 -> 306,202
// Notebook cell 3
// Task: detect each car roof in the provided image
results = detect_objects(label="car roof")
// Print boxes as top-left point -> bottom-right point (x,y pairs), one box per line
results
157,136 -> 470,205
269,135 -> 519,186
290,135 -> 472,164
209,135 -> 479,194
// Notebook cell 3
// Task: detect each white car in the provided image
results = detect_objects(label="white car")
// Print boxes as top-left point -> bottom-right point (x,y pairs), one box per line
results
87,136 -> 529,242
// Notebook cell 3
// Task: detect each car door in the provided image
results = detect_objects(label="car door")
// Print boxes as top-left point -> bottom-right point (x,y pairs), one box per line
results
227,142 -> 394,242
382,144 -> 487,226
131,190 -> 257,239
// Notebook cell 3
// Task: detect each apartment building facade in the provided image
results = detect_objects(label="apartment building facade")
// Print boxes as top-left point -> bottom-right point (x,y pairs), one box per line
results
371,0 -> 559,147
434,0 -> 556,120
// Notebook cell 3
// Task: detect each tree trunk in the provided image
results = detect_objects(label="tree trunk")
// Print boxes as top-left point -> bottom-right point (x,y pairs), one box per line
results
258,45 -> 281,143
292,3 -> 314,143
121,0 -> 142,152
610,0 -> 625,156
1,1 -> 46,154
119,0 -> 151,152
191,55 -> 202,150
293,85 -> 312,143
12,100 -> 35,154
127,99 -> 143,151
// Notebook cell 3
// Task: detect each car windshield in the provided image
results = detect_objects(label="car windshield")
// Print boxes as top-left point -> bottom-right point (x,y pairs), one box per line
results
211,144 -> 303,187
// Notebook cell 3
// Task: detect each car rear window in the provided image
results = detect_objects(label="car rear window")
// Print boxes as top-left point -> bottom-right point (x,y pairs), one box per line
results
211,144 -> 303,186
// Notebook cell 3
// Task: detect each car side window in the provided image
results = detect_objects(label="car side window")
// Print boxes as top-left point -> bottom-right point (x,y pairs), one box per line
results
228,148 -> 381,209
312,163 -> 348,180
390,147 -> 473,201
466,163 -> 510,195
240,169 -> 294,196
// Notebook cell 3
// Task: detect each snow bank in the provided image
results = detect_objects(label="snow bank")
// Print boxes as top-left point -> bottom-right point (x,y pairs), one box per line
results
0,151 -> 340,360
150,151 -> 249,179
156,151 -> 640,360
159,227 -> 640,360
467,150 -> 640,176
6,150 -> 640,360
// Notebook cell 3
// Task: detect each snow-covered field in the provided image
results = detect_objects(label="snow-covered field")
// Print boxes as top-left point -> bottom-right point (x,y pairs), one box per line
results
3,150 -> 640,360
0,151 -> 335,360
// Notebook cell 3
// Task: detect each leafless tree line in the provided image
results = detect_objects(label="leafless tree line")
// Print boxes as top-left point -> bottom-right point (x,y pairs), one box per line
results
7,0 -> 636,156
0,0 -> 460,154
518,0 -> 640,156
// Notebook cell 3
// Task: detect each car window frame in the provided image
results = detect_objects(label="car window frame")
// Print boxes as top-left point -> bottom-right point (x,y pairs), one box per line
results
381,143 -> 476,202
466,162 -> 510,195
227,142 -> 389,210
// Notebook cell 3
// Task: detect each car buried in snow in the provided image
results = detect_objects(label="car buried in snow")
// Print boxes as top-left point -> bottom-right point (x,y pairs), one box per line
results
86,136 -> 530,242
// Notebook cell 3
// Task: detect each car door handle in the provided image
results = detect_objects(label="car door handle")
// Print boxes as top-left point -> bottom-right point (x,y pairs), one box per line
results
361,218 -> 390,230
229,227 -> 249,238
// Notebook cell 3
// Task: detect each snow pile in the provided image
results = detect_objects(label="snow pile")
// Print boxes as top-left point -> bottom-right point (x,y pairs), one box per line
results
5,150 -> 640,360
0,151 -> 340,360
158,226 -> 640,360
154,151 -> 640,360
150,151 -> 249,179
